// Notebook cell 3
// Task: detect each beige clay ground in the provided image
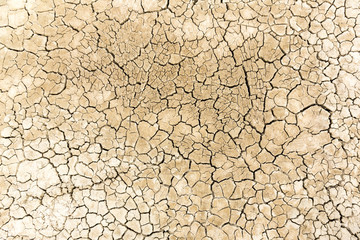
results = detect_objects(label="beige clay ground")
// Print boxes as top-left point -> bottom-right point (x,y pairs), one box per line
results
1,0 -> 360,239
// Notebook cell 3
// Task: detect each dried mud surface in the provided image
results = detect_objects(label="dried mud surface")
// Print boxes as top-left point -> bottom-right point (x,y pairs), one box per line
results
1,0 -> 360,239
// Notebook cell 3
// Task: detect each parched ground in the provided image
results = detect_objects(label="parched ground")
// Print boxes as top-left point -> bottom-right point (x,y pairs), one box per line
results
0,0 -> 360,239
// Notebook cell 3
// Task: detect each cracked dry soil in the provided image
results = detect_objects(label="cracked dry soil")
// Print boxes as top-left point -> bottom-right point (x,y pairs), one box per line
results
1,0 -> 360,239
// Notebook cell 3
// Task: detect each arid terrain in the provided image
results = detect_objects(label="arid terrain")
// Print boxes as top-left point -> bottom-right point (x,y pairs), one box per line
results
1,0 -> 360,239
